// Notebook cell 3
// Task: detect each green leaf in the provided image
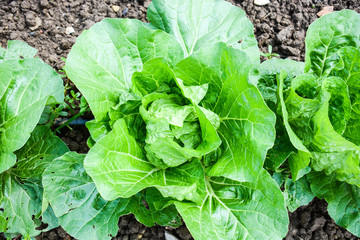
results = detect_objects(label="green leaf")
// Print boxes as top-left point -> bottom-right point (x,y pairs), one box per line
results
284,73 -> 321,145
175,170 -> 289,240
41,205 -> 59,232
308,171 -> 360,236
332,47 -> 360,145
148,0 -> 259,62
0,174 -> 42,237
252,59 -> 306,171
0,40 -> 37,62
304,10 -> 360,77
252,58 -> 304,111
12,125 -> 69,179
310,90 -> 360,186
65,18 -> 183,121
0,125 -> 68,237
0,58 -> 64,173
43,152 -> 134,240
84,119 -> 206,203
0,47 -> 5,60
284,177 -> 315,212
277,71 -> 311,180
140,94 -> 221,168
145,188 -> 182,227
109,92 -> 144,141
86,120 -> 112,143
175,43 -> 276,182
132,57 -> 176,97
43,152 -> 179,237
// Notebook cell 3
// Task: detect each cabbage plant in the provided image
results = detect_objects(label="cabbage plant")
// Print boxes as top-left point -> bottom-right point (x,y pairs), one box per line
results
0,41 -> 67,238
52,0 -> 289,239
255,10 -> 360,237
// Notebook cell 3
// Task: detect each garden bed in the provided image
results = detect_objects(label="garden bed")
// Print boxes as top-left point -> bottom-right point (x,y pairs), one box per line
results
1,0 -> 359,239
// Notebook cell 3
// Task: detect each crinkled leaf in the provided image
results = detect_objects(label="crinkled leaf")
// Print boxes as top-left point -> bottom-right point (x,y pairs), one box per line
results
175,170 -> 288,240
304,10 -> 360,77
310,91 -> 360,186
175,43 -> 275,182
141,95 -> 221,168
252,58 -> 304,111
284,73 -> 321,145
84,119 -> 206,203
332,47 -> 360,145
277,71 -> 311,180
0,58 -> 64,173
132,57 -> 176,97
308,171 -> 360,236
65,18 -> 183,121
148,0 -> 259,62
284,177 -> 315,212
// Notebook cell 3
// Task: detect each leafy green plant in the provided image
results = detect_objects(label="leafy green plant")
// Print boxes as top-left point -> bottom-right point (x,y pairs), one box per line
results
255,10 -> 360,237
0,41 -> 68,238
51,0 -> 289,239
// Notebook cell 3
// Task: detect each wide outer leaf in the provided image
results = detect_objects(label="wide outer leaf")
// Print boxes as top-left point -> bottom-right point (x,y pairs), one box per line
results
147,0 -> 259,62
43,152 -> 135,240
0,125 -> 68,237
65,18 -> 183,121
175,170 -> 289,240
308,171 -> 360,236
304,10 -> 360,77
175,43 -> 276,182
0,58 -> 64,173
85,119 -> 206,203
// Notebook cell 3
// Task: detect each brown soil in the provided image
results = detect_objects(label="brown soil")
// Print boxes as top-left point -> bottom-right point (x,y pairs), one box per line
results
1,0 -> 359,240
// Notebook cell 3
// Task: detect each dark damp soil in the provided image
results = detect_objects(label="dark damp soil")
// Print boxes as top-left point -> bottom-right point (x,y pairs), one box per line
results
1,0 -> 359,239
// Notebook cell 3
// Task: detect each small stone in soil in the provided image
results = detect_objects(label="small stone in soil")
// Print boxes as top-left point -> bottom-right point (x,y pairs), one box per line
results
112,5 -> 121,12
65,26 -> 75,35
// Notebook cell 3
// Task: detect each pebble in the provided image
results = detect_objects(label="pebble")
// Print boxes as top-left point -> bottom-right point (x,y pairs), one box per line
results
29,17 -> 42,30
165,231 -> 179,240
254,0 -> 270,6
111,5 -> 120,12
60,40 -> 71,50
65,26 -> 75,35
